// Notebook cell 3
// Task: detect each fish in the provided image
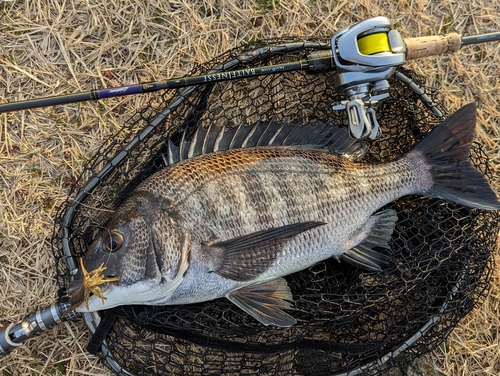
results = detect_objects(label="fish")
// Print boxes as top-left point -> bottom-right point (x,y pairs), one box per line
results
68,103 -> 499,327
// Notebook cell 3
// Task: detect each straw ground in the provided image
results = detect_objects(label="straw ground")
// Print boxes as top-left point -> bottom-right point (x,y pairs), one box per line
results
1,0 -> 499,375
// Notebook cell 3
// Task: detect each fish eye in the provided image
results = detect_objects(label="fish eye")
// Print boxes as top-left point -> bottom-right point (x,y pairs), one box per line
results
104,231 -> 124,253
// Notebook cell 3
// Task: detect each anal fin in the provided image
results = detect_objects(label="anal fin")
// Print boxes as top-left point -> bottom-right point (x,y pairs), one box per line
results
341,209 -> 397,272
227,278 -> 296,327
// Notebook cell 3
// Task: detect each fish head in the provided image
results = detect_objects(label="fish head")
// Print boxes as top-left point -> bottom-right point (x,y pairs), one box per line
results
69,191 -> 190,312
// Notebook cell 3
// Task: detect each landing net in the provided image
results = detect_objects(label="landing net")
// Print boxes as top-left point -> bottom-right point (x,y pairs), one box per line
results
52,38 -> 499,375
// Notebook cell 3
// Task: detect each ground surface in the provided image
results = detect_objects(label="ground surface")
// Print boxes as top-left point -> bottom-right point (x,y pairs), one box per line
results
0,0 -> 499,375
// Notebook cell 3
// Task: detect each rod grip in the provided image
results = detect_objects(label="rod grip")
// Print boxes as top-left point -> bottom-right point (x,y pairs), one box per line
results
404,33 -> 462,60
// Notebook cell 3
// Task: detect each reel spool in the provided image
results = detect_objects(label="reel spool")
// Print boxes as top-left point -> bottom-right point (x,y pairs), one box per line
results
357,32 -> 392,55
51,37 -> 499,375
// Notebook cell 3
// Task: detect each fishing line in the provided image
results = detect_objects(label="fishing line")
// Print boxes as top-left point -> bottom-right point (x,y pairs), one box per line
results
357,32 -> 392,55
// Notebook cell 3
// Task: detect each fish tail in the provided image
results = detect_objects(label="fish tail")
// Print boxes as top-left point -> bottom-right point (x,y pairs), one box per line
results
413,103 -> 500,210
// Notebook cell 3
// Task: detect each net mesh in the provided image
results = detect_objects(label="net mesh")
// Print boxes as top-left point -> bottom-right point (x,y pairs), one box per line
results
51,38 -> 499,375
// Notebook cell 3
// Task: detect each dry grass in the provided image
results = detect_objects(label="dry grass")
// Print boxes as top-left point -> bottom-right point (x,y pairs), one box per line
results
0,0 -> 499,375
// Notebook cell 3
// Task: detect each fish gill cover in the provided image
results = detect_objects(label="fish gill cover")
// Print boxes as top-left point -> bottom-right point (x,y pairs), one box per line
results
51,38 -> 499,375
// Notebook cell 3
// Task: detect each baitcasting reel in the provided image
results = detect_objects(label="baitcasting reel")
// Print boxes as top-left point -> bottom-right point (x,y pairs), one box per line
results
331,16 -> 406,139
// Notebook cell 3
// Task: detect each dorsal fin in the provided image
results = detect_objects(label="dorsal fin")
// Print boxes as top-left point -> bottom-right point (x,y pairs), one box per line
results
162,121 -> 368,166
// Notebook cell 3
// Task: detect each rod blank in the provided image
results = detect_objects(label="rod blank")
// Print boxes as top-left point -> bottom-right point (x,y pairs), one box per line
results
0,61 -> 308,114
461,31 -> 500,46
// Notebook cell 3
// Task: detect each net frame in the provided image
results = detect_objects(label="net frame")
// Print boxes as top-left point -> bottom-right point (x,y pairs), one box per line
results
51,37 -> 499,376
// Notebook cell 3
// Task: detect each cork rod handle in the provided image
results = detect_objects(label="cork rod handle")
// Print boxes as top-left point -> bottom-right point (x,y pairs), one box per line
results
404,33 -> 462,60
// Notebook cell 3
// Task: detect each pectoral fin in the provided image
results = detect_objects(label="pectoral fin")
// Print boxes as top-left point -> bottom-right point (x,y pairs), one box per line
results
227,278 -> 296,327
205,221 -> 325,281
341,209 -> 397,271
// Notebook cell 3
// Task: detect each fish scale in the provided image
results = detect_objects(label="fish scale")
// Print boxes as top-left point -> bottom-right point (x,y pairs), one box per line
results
142,149 -> 414,288
140,148 -> 408,281
169,150 -> 397,230
71,104 -> 500,327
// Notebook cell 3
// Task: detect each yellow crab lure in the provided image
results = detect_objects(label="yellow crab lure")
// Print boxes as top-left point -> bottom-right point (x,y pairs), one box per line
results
67,258 -> 121,312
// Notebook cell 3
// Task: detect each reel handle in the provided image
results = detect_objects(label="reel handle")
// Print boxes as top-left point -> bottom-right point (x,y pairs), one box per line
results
405,33 -> 462,60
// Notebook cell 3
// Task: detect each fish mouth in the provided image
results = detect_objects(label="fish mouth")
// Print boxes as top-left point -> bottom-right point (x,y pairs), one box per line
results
75,282 -> 158,312
72,283 -> 118,312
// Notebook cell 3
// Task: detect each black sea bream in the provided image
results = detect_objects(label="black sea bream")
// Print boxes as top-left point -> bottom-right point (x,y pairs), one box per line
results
69,103 -> 499,326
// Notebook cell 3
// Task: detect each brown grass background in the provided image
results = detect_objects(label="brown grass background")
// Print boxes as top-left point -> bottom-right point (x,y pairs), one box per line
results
0,0 -> 499,375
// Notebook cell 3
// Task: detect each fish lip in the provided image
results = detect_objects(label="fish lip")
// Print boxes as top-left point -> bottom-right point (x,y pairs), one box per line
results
75,293 -> 101,312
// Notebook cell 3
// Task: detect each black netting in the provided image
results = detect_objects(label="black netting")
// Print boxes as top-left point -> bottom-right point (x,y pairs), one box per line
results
51,37 -> 499,375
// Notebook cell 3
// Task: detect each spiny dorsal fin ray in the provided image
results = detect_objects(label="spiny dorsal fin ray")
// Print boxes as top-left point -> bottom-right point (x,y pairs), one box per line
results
178,127 -> 190,161
229,119 -> 255,149
201,121 -> 220,154
188,122 -> 208,159
166,138 -> 178,165
251,120 -> 286,147
163,120 -> 368,166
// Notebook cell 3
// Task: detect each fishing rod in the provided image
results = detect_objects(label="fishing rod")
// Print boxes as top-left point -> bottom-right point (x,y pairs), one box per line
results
1,16 -> 500,358
0,31 -> 496,116
1,18 -> 499,139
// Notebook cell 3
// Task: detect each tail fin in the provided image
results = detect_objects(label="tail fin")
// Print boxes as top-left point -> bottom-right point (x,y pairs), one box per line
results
414,103 -> 500,210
